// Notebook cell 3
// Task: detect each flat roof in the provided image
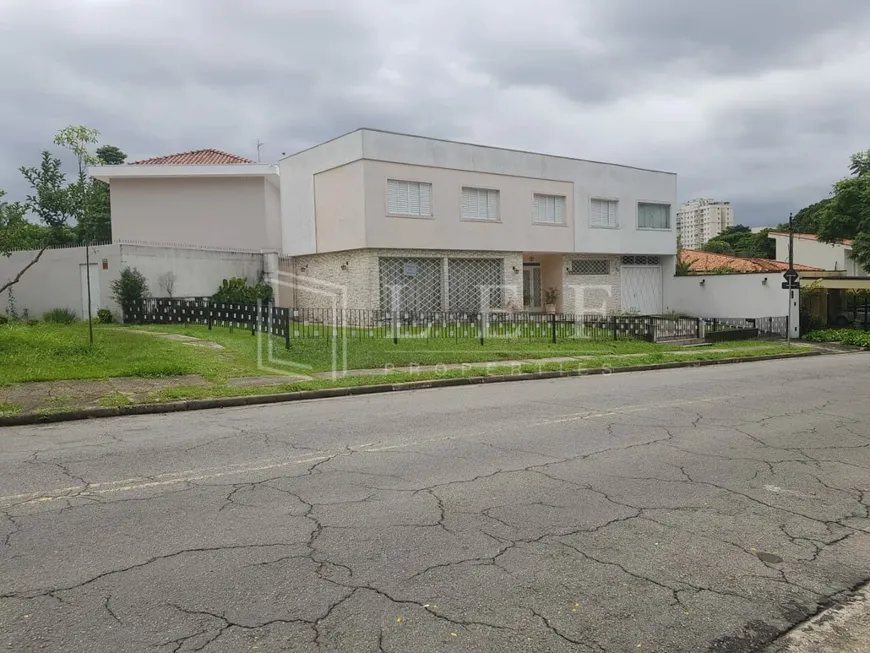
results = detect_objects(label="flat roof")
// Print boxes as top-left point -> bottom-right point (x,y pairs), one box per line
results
282,127 -> 677,176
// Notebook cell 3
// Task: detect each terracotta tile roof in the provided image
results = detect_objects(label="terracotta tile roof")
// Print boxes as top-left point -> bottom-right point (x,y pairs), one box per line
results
769,232 -> 854,247
131,148 -> 254,165
680,249 -> 823,273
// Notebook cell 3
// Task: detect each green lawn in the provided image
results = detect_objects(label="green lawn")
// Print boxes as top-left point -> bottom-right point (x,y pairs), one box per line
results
0,323 -> 259,385
0,322 -> 806,387
148,345 -> 810,403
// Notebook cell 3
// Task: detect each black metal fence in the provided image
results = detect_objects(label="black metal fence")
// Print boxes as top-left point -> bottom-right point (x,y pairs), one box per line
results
125,298 -> 702,344
703,317 -> 789,341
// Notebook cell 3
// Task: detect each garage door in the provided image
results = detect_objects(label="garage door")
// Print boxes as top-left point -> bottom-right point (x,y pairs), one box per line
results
620,256 -> 663,315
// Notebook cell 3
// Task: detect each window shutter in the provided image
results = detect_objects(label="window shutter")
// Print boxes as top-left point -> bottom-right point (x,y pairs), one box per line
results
555,196 -> 565,224
420,182 -> 432,216
461,187 -> 472,217
487,190 -> 498,219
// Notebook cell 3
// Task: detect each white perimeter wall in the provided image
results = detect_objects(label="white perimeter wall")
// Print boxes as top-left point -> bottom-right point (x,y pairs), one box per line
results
0,244 -> 121,319
664,273 -> 789,318
119,245 -> 265,298
0,244 -> 266,321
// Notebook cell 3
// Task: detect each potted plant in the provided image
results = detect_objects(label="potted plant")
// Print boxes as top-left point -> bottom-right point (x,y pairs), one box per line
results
543,287 -> 559,314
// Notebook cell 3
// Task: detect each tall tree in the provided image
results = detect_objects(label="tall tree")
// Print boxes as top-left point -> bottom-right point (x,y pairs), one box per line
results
1,152 -> 74,295
701,225 -> 776,259
817,149 -> 870,273
54,126 -> 100,244
84,144 -> 127,243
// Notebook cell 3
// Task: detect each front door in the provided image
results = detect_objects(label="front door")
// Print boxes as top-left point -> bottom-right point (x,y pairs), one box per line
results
523,264 -> 542,310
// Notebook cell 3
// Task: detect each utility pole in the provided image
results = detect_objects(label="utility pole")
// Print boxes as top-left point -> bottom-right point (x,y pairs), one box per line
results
787,212 -> 794,347
256,139 -> 264,163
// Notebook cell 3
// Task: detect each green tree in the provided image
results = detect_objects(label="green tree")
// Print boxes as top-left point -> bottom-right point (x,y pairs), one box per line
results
54,126 -> 102,244
110,267 -> 150,321
782,199 -> 831,234
817,149 -> 870,273
702,239 -> 734,255
84,144 -> 127,243
1,152 -> 75,295
95,145 -> 127,165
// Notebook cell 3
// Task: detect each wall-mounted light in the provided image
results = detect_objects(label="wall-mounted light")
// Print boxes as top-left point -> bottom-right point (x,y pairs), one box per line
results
299,264 -> 308,273
699,279 -> 706,286
762,277 -> 768,285
512,265 -> 520,274
340,261 -> 349,271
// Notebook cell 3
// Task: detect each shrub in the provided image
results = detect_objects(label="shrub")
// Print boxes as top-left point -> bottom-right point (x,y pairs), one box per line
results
43,308 -> 77,324
26,318 -> 39,327
804,328 -> 870,347
0,314 -> 7,325
110,267 -> 150,321
96,308 -> 115,324
212,276 -> 273,305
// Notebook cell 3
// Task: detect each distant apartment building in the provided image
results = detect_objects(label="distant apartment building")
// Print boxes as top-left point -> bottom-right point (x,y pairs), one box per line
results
677,198 -> 734,249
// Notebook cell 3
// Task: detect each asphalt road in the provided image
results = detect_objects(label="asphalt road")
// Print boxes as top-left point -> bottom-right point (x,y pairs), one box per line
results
2,354 -> 870,653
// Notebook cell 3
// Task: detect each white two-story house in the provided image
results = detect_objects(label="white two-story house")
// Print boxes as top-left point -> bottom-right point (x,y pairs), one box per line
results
91,129 -> 678,315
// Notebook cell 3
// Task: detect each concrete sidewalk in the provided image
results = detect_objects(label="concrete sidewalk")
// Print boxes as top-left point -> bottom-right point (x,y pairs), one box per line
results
764,586 -> 870,652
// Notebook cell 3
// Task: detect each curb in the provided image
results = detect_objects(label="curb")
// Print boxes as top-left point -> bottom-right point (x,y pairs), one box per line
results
0,351 -> 823,427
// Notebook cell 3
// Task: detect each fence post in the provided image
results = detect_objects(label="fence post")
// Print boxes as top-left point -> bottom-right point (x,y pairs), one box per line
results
284,307 -> 291,350
551,312 -> 557,344
207,302 -> 213,331
251,304 -> 257,336
611,316 -> 618,341
392,312 -> 398,345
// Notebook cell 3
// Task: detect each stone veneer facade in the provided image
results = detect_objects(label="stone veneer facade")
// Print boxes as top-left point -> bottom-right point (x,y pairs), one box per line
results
561,254 -> 622,315
277,249 -> 524,311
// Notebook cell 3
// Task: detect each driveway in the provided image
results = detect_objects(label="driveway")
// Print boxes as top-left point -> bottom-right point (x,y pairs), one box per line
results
1,354 -> 869,652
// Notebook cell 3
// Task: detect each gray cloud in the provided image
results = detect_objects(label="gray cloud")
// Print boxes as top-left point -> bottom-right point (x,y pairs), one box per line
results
1,0 -> 869,228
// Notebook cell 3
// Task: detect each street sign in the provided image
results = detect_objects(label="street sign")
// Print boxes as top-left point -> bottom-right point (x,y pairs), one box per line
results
783,268 -> 800,283
782,281 -> 800,290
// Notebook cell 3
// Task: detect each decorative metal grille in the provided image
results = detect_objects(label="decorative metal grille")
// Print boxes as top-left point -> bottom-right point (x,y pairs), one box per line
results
568,259 -> 609,275
379,257 -> 442,311
447,258 -> 503,311
622,255 -> 661,266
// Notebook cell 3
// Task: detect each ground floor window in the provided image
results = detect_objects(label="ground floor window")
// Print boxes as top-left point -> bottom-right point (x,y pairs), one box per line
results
378,257 -> 442,311
377,256 -> 504,312
447,258 -> 503,311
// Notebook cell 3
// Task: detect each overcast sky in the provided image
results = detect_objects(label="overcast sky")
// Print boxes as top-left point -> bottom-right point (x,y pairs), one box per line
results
2,0 -> 869,226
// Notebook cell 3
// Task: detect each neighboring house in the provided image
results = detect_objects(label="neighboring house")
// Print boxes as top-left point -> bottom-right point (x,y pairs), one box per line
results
676,198 -> 734,249
680,249 -> 822,274
91,149 -> 281,252
90,129 -> 679,315
768,232 -> 867,276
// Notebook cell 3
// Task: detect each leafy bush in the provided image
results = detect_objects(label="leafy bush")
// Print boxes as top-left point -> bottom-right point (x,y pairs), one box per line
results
43,308 -> 77,324
212,277 -> 273,306
26,318 -> 39,327
804,328 -> 870,347
110,267 -> 150,321
0,314 -> 7,325
96,308 -> 114,324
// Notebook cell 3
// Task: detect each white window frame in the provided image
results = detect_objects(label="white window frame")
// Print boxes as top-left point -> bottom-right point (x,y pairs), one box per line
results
637,202 -> 671,230
386,179 -> 433,218
590,198 -> 619,229
461,186 -> 500,222
533,193 -> 567,226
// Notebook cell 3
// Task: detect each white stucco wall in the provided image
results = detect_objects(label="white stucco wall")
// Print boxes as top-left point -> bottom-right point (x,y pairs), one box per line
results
664,273 -> 789,318
0,244 -> 121,319
280,129 -> 677,257
279,131 -> 364,256
772,235 -> 848,272
361,130 -> 677,256
119,245 -> 265,299
110,177 -> 272,251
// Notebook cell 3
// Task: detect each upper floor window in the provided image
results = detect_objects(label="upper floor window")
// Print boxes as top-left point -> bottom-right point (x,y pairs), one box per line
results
637,202 -> 671,230
461,187 -> 499,221
533,194 -> 566,225
387,179 -> 433,217
590,198 -> 618,229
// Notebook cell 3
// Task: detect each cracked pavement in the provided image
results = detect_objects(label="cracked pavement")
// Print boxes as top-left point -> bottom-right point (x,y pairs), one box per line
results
1,353 -> 870,652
